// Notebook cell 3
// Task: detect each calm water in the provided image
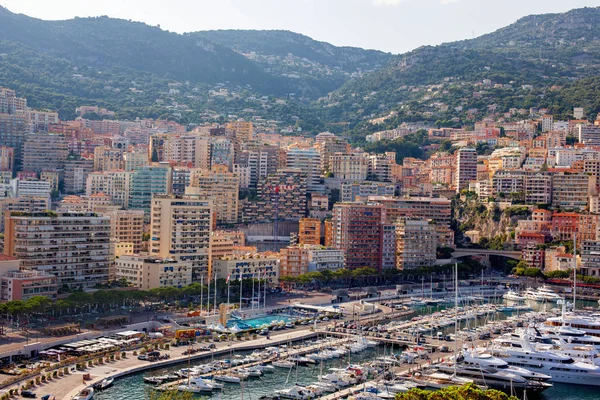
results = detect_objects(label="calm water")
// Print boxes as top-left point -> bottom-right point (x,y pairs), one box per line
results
94,347 -> 383,400
96,298 -> 600,400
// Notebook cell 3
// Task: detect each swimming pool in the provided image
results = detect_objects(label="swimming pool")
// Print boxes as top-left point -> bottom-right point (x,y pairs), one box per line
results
227,314 -> 292,330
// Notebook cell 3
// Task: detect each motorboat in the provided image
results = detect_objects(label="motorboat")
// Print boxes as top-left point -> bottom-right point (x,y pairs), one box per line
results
490,333 -> 600,386
72,387 -> 94,400
274,385 -> 316,399
272,360 -> 295,368
93,377 -> 114,390
176,378 -> 216,393
524,286 -> 562,302
213,372 -> 248,383
503,290 -> 526,302
461,348 -> 552,383
537,325 -> 600,349
409,371 -> 473,389
238,367 -> 263,377
288,355 -> 316,365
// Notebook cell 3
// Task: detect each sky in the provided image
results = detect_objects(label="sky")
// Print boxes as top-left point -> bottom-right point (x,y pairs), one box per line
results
1,0 -> 600,54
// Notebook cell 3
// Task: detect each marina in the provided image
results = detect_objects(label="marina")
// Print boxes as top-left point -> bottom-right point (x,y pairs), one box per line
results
87,283 -> 600,400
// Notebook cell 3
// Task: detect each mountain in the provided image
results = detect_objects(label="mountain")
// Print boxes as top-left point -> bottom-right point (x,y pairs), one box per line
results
191,30 -> 392,95
329,7 -> 600,131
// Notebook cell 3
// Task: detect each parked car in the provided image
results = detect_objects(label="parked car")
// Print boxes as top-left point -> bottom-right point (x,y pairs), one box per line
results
21,391 -> 36,398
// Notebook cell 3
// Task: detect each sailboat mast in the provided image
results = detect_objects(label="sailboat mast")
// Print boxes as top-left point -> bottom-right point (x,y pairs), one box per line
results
454,262 -> 458,377
573,231 -> 577,310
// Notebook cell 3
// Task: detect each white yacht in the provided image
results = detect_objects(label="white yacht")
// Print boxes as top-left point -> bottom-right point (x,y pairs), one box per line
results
524,286 -> 562,302
490,333 -> 600,385
272,360 -> 295,368
274,384 -> 316,399
503,290 -> 526,302
176,378 -> 216,393
546,313 -> 600,336
536,324 -> 600,350
461,348 -> 553,383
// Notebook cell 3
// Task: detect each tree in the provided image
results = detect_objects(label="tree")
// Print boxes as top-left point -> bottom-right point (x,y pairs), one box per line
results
395,383 -> 517,400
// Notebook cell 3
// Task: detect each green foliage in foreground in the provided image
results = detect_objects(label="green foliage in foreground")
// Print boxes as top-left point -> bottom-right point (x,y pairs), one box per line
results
395,383 -> 518,400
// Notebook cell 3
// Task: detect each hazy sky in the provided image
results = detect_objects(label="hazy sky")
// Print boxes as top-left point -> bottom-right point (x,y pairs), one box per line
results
1,0 -> 600,54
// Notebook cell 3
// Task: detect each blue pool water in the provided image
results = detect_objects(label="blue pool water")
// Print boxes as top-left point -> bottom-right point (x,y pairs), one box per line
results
226,314 -> 291,329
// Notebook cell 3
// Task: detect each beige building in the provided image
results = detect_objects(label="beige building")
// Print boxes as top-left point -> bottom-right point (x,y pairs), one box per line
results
552,171 -> 596,211
395,218 -> 437,270
212,252 -> 279,285
330,153 -> 368,181
86,170 -> 132,208
115,255 -> 192,290
103,210 -> 145,254
189,165 -> 239,224
226,120 -> 253,142
149,194 -> 213,282
210,231 -> 246,263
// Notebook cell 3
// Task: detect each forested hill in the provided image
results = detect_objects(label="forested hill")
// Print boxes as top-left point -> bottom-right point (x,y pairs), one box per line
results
0,6 -> 278,90
327,7 -> 600,126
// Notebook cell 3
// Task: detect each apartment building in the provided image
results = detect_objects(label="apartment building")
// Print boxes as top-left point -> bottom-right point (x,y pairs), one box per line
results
331,203 -> 384,271
93,146 -> 124,172
330,153 -> 368,181
0,113 -> 28,170
307,247 -> 345,272
189,165 -> 239,224
395,218 -> 437,270
212,252 -> 279,285
86,170 -> 132,208
226,120 -> 253,142
279,246 -> 310,277
298,217 -> 321,245
115,255 -> 193,290
551,171 -> 596,210
4,212 -> 112,289
0,146 -> 14,172
0,269 -> 58,301
316,137 -> 349,172
149,194 -> 213,281
128,164 -> 172,213
286,147 -> 322,192
340,182 -> 395,202
455,147 -> 477,192
102,210 -> 145,254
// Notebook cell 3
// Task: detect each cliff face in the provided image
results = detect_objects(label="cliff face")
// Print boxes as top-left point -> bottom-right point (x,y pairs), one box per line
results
453,199 -> 532,245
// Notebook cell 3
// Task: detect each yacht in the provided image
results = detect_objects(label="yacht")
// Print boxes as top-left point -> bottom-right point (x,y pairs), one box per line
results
274,384 -> 316,399
176,378 -> 216,393
410,370 -> 473,389
535,325 -> 600,350
72,387 -> 94,400
524,286 -> 562,302
434,363 -> 551,394
503,290 -> 526,302
546,313 -> 600,336
490,333 -> 600,385
461,348 -> 552,383
272,360 -> 295,368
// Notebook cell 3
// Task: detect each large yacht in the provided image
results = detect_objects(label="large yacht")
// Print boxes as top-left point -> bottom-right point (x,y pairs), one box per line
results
535,325 -> 600,350
546,313 -> 600,337
489,333 -> 600,385
503,290 -> 526,303
523,286 -> 563,302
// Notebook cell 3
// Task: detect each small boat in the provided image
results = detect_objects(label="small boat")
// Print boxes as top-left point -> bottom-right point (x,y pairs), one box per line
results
93,377 -> 114,390
238,367 -> 262,377
503,290 -> 526,302
176,379 -> 215,393
274,384 -> 316,399
272,360 -> 295,368
72,387 -> 94,400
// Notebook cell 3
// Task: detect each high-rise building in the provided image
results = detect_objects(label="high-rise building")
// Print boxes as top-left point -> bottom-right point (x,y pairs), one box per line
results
552,171 -> 596,211
236,146 -> 279,188
4,212 -> 111,289
341,182 -> 395,202
331,203 -> 384,271
172,167 -> 191,196
63,157 -> 94,194
578,124 -> 600,146
22,133 -> 69,173
226,120 -> 253,143
316,137 -> 349,172
455,147 -> 477,192
242,169 -> 308,223
279,246 -> 309,277
0,146 -> 14,172
149,194 -> 213,281
189,165 -> 239,224
395,218 -> 437,270
0,88 -> 27,114
102,209 -> 145,254
330,153 -> 368,181
0,113 -> 28,171
128,164 -> 172,214
86,170 -> 132,208
298,217 -> 321,245
286,147 -> 322,193
93,146 -> 124,172
541,114 -> 554,133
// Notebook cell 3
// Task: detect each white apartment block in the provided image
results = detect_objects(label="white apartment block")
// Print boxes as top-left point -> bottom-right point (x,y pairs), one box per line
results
115,255 -> 193,290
